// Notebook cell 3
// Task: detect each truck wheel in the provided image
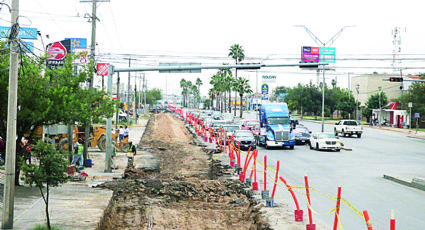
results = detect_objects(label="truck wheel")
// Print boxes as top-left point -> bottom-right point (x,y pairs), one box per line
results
316,143 -> 320,151
97,136 -> 106,151
357,134 -> 362,138
309,142 -> 313,150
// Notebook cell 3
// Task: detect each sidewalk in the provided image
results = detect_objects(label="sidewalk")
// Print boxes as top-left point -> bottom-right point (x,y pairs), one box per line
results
0,118 -> 149,230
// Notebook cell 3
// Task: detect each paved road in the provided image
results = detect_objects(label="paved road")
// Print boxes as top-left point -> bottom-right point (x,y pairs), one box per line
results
241,111 -> 425,229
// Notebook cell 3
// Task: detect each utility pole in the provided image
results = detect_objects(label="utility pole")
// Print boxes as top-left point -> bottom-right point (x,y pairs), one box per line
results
378,86 -> 382,126
2,0 -> 19,228
83,0 -> 98,164
115,72 -> 120,129
144,76 -> 147,114
124,57 -> 135,124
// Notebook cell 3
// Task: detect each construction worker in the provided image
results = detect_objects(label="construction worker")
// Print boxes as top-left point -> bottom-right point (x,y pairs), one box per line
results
128,141 -> 136,156
111,141 -> 117,169
72,138 -> 84,166
126,141 -> 136,168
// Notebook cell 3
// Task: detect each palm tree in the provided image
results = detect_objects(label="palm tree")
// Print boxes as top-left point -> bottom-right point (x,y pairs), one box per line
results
191,84 -> 198,108
186,81 -> 193,108
179,78 -> 187,107
210,72 -> 224,111
233,77 -> 252,118
218,67 -> 233,113
228,44 -> 245,116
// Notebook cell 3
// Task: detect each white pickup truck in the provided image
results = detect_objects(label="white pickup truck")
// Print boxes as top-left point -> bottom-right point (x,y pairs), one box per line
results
334,120 -> 363,138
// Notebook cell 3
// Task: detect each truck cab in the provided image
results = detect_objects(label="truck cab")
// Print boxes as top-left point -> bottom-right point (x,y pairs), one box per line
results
257,103 -> 295,149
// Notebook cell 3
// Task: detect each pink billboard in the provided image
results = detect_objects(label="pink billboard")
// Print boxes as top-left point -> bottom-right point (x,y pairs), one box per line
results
302,46 -> 320,63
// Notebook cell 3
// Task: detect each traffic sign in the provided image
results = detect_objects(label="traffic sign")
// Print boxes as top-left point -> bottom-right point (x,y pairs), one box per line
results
415,113 -> 420,118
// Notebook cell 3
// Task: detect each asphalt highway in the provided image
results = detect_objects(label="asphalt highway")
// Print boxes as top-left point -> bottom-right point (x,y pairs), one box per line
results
245,113 -> 425,229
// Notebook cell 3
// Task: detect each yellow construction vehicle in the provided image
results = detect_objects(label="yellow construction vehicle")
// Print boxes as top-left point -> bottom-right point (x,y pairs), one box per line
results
42,125 -> 129,153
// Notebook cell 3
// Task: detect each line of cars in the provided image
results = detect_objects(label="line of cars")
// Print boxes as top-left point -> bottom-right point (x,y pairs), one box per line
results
188,110 -> 259,151
187,110 -> 361,153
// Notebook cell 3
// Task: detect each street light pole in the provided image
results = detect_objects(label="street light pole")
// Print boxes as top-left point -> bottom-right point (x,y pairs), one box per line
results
378,86 -> 382,126
356,84 -> 360,122
321,65 -> 325,132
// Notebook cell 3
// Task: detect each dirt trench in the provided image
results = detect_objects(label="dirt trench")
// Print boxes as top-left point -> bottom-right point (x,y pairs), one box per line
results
97,112 -> 271,230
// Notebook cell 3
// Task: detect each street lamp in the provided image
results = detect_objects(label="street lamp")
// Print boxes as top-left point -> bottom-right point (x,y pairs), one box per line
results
378,86 -> 382,126
356,84 -> 360,122
294,25 -> 355,132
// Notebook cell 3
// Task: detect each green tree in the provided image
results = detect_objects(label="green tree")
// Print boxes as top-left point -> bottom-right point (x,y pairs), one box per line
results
233,77 -> 252,118
228,44 -> 245,116
0,42 -> 114,185
20,141 -> 69,230
145,88 -> 163,106
179,78 -> 188,107
396,81 -> 425,124
363,91 -> 389,122
273,86 -> 288,102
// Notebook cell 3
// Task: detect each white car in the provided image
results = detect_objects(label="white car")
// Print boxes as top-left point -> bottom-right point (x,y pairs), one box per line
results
309,132 -> 341,152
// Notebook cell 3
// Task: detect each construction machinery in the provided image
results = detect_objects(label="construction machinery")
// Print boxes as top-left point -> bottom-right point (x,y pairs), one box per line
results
42,124 -> 129,153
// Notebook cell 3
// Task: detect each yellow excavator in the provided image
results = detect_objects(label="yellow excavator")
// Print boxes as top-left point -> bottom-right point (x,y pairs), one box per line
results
41,125 -> 129,153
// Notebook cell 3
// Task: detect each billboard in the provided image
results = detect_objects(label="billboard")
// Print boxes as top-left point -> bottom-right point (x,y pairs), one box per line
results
96,63 -> 109,76
301,46 -> 336,63
0,26 -> 37,39
46,39 -> 71,69
65,38 -> 88,51
302,46 -> 320,63
320,47 -> 336,63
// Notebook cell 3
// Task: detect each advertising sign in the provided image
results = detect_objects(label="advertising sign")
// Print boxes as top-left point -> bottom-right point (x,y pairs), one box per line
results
46,39 -> 71,69
261,84 -> 269,100
302,46 -> 320,63
0,26 -> 37,39
320,47 -> 336,63
262,75 -> 276,83
97,63 -> 109,76
65,38 -> 88,51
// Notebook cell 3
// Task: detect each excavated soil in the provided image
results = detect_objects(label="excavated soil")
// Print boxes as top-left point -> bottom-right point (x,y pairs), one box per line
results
98,112 -> 270,230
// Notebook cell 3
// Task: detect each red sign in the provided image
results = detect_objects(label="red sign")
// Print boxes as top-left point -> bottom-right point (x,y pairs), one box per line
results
96,63 -> 109,76
47,41 -> 68,60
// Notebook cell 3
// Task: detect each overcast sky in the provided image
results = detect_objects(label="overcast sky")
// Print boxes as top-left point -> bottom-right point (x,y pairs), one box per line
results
3,0 -> 425,97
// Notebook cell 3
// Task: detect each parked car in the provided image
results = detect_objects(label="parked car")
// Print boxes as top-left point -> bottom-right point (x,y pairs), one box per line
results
233,130 -> 256,150
241,120 -> 260,131
309,132 -> 341,152
293,125 -> 311,145
334,120 -> 363,138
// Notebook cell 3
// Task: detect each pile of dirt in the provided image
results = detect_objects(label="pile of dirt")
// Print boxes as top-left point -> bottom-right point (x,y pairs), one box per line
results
98,112 -> 271,230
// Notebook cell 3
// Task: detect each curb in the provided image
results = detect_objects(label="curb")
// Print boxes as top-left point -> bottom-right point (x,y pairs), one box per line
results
383,174 -> 425,192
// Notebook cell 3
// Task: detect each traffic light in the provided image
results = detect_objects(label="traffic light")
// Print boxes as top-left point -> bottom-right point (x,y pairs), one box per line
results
389,77 -> 403,82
